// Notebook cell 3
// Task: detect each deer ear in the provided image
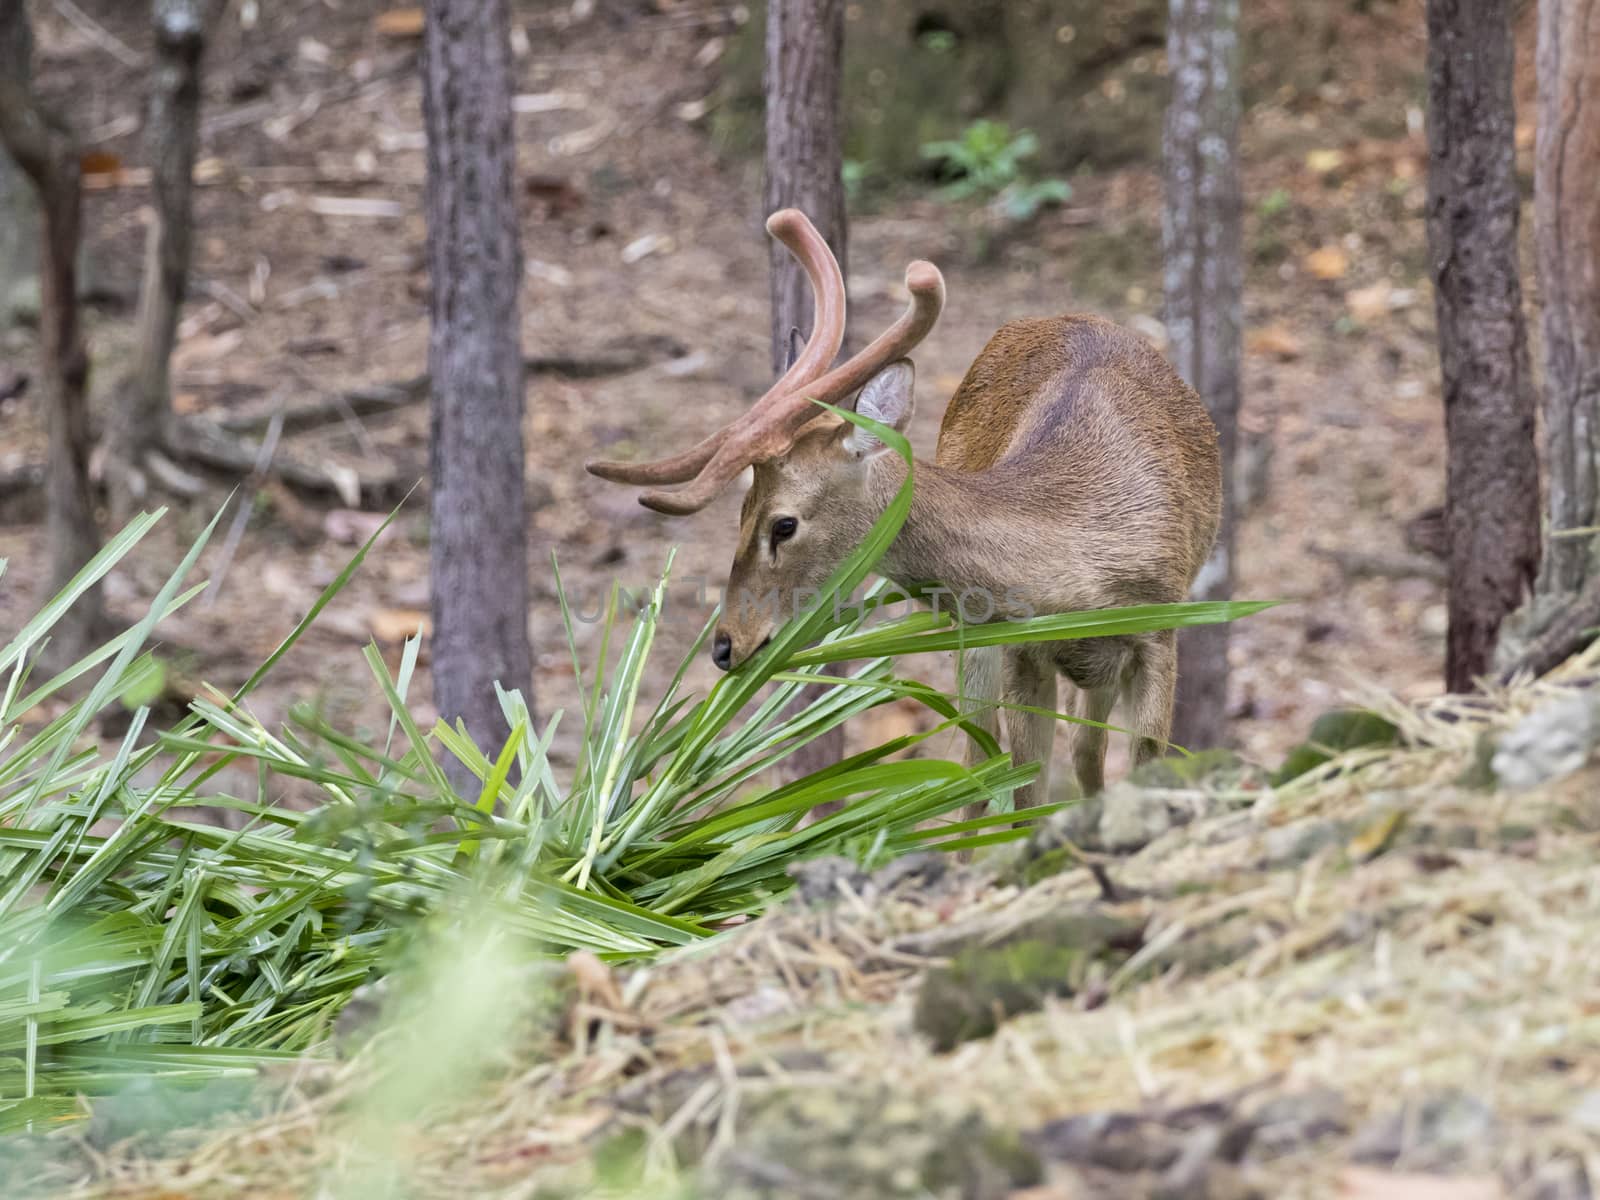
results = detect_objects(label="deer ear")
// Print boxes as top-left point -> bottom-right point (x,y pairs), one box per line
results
843,360 -> 915,458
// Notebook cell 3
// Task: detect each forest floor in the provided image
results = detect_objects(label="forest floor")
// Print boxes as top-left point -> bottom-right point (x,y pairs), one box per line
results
36,642 -> 1600,1199
0,0 -> 1501,784
5,3 -> 1596,1199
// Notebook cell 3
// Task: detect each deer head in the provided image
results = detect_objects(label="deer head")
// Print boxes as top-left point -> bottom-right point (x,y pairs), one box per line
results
585,209 -> 945,670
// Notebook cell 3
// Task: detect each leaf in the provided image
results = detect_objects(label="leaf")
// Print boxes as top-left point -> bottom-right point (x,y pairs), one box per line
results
1347,808 -> 1406,861
1246,324 -> 1303,361
79,151 -> 122,177
369,608 -> 432,643
374,8 -> 425,37
1306,148 -> 1345,175
1345,282 -> 1394,323
1305,245 -> 1350,281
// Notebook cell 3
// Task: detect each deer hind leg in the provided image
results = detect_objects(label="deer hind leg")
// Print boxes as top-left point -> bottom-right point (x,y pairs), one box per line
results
1003,646 -> 1058,810
1123,630 -> 1177,767
957,646 -> 1003,823
1069,681 -> 1118,797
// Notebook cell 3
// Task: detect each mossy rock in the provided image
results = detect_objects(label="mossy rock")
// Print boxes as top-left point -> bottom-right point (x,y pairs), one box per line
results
1129,746 -> 1246,789
707,1085 -> 1041,1199
1272,708 -> 1400,785
913,911 -> 1144,1051
711,0 -> 1166,183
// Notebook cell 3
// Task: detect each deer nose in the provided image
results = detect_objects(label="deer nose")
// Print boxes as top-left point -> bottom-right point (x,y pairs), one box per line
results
712,631 -> 733,672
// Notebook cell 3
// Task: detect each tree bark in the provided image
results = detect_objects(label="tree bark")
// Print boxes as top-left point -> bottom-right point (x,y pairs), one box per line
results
764,0 -> 848,782
422,0 -> 534,784
106,0 -> 208,523
1424,0 -> 1541,691
0,0 -> 101,660
1535,0 -> 1600,596
763,0 -> 846,377
1163,0 -> 1242,750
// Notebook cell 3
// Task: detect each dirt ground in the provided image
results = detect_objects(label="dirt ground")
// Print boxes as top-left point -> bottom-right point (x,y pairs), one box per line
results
0,0 -> 1500,781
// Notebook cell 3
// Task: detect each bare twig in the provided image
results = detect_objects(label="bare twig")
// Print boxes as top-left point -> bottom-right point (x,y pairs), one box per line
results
50,0 -> 143,67
165,415 -> 402,506
208,336 -> 690,435
205,404 -> 284,607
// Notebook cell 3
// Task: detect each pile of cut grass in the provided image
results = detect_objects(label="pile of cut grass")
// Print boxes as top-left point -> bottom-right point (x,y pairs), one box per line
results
43,646 -> 1597,1199
1,412 -> 1264,1147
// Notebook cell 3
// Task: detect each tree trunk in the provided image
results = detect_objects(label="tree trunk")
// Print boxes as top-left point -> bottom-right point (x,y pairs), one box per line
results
0,0 -> 101,660
422,0 -> 534,785
764,0 -> 848,782
0,142 -> 37,325
1163,0 -> 1242,750
763,0 -> 846,376
1424,0 -> 1541,691
106,0 -> 208,522
1535,0 -> 1600,597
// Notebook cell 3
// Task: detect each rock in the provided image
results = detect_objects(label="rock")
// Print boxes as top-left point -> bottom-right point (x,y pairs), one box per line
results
1098,781 -> 1184,852
1027,1093 -> 1264,1200
714,0 -> 1168,184
1491,696 -> 1600,790
1245,1086 -> 1349,1155
707,1085 -> 1042,1200
1260,818 -> 1352,869
1350,1091 -> 1497,1170
1273,708 -> 1400,785
914,911 -> 1145,1051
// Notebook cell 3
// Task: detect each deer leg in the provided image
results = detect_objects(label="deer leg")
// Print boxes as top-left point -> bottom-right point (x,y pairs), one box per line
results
1124,630 -> 1177,766
1069,682 -> 1118,797
1004,647 -> 1058,810
957,646 -> 1003,823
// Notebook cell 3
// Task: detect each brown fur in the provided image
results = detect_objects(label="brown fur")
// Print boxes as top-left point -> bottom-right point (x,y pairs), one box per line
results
718,313 -> 1221,808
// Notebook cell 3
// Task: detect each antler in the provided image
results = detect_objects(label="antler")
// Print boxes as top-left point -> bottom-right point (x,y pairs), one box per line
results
636,259 -> 944,515
585,209 -> 847,486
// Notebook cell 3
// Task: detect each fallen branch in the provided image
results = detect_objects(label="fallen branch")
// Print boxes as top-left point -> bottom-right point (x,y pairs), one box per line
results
1496,573 -> 1600,685
165,416 -> 403,507
1310,544 -> 1448,585
211,336 -> 688,434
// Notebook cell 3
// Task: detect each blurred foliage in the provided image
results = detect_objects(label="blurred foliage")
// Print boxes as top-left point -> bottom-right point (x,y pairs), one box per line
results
921,120 -> 1071,221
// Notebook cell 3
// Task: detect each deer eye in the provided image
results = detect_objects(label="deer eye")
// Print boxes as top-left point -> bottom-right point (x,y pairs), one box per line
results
770,516 -> 798,548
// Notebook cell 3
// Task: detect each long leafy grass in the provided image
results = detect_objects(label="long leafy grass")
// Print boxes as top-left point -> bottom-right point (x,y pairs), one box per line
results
0,412 -> 1269,1132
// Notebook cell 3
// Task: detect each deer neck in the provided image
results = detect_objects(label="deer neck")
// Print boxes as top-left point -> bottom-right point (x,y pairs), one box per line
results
865,454 -> 1024,605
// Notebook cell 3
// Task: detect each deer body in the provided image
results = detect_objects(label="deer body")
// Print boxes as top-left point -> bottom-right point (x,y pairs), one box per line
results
588,211 -> 1221,809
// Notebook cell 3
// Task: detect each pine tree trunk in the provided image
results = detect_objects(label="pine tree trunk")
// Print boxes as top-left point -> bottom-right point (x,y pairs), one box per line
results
764,0 -> 848,782
0,0 -> 101,660
1163,0 -> 1242,750
1536,0 -> 1600,597
1424,0 -> 1541,691
422,0 -> 534,782
763,0 -> 846,377
106,0 -> 208,522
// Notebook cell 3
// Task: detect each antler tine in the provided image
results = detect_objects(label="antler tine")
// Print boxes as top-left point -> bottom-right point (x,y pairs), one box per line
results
585,209 -> 846,487
638,260 -> 944,515
774,259 -> 944,421
585,427 -> 731,486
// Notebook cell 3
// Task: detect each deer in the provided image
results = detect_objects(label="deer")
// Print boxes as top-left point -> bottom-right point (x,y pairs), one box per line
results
587,209 -> 1222,810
